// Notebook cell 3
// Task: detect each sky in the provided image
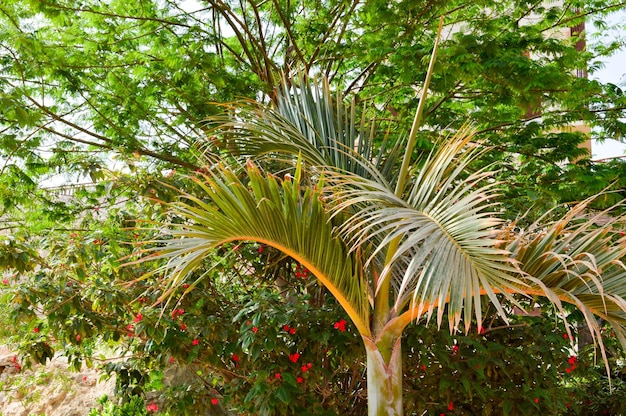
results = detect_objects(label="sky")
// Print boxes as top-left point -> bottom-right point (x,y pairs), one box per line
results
589,9 -> 626,160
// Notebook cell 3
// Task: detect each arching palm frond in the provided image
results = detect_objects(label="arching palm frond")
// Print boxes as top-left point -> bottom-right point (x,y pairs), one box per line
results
507,200 -> 626,355
328,129 -> 523,333
203,76 -> 402,183
141,159 -> 371,337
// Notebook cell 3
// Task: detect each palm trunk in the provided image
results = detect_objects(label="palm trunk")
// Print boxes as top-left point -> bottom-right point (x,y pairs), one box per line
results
363,336 -> 403,416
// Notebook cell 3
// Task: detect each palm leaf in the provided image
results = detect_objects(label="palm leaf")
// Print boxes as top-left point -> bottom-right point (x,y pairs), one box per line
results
327,128 -> 524,333
507,199 -> 626,356
141,158 -> 372,337
202,75 -> 402,183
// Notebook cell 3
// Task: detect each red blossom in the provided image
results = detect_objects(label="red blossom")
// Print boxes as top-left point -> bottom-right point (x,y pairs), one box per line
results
171,308 -> 185,318
307,362 -> 312,369
289,353 -> 300,363
563,333 -> 569,340
568,356 -> 577,365
134,313 -> 143,323
169,357 -> 175,364
232,353 -> 240,362
2,279 -> 9,285
211,398 -> 219,405
76,334 -> 81,342
252,326 -> 258,333
452,345 -> 459,354
192,339 -> 199,346
34,327 -> 39,333
182,283 -> 190,289
275,372 -> 281,379
283,324 -> 291,332
534,398 -> 540,403
127,324 -> 134,332
448,402 -> 454,411
180,323 -> 186,331
333,319 -> 347,332
146,402 -> 158,413
289,328 -> 296,335
258,245 -> 264,254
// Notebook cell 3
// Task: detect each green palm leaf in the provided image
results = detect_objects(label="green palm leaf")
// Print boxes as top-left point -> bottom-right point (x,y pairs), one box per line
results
142,158 -> 371,337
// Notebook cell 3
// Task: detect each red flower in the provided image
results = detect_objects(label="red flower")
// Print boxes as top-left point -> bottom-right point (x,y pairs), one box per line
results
76,334 -> 81,342
211,398 -> 219,405
566,367 -> 572,373
2,279 -> 8,285
289,352 -> 300,363
283,324 -> 291,332
568,356 -> 577,366
452,345 -> 459,354
534,398 -> 540,403
301,364 -> 309,372
34,327 -> 39,333
192,339 -> 199,346
289,328 -> 296,335
169,357 -> 175,364
146,402 -> 158,413
258,245 -> 264,254
448,401 -> 454,411
333,319 -> 347,332
563,333 -> 569,340
171,309 -> 185,318
275,372 -> 281,379
134,313 -> 143,323
232,353 -> 240,362
180,323 -> 186,331
182,283 -> 190,289
252,326 -> 258,333
297,377 -> 304,384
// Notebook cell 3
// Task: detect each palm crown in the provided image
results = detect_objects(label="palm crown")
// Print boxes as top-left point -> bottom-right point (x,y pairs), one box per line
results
142,76 -> 626,415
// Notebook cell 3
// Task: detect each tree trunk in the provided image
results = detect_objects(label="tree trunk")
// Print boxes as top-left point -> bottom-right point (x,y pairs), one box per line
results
363,336 -> 403,416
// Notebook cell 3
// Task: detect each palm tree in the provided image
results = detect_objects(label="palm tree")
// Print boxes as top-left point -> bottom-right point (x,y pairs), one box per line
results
141,75 -> 626,415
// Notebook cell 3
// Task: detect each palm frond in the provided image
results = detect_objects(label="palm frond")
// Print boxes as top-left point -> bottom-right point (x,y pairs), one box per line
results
507,199 -> 626,354
327,129 -> 523,333
202,75 -> 401,183
140,159 -> 372,337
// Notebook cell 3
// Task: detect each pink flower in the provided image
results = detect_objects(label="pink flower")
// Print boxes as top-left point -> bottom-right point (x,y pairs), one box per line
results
2,279 -> 8,285
76,334 -> 81,342
146,402 -> 158,412
333,319 -> 347,332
